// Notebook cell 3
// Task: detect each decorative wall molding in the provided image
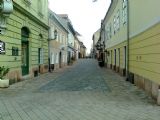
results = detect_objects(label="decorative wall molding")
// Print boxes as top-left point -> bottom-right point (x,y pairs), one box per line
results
24,0 -> 31,6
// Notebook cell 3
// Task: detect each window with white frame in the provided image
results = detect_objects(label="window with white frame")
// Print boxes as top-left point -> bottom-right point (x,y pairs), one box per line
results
109,23 -> 112,38
58,33 -> 60,42
62,35 -> 64,44
122,0 -> 127,25
59,33 -> 61,43
113,16 -> 116,34
39,48 -> 44,64
51,52 -> 54,64
105,25 -> 108,40
116,10 -> 120,30
37,0 -> 43,17
56,53 -> 59,63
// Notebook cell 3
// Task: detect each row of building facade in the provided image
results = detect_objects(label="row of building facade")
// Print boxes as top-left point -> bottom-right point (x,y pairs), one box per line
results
92,0 -> 160,103
0,0 -> 86,82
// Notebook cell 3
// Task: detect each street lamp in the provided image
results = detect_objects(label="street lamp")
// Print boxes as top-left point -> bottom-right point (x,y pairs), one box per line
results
95,40 -> 105,67
95,40 -> 105,51
0,0 -> 13,34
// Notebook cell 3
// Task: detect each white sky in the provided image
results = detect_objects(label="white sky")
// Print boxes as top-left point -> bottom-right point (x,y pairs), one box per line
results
48,0 -> 111,53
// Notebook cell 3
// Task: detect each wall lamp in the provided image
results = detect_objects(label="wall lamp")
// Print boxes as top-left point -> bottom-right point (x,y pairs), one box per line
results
96,41 -> 105,50
0,0 -> 13,34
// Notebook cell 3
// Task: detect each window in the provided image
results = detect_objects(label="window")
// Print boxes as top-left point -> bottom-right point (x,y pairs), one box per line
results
51,53 -> 54,64
122,0 -> 127,25
106,25 -> 110,40
113,16 -> 116,34
116,10 -> 120,30
59,33 -> 61,43
38,0 -> 43,17
109,23 -> 112,38
24,0 -> 31,6
56,53 -> 59,63
57,33 -> 59,42
62,35 -> 65,44
12,47 -> 18,56
105,25 -> 108,40
39,48 -> 44,64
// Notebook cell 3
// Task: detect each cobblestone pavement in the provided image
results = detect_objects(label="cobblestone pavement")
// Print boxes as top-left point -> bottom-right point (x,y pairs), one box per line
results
0,59 -> 160,120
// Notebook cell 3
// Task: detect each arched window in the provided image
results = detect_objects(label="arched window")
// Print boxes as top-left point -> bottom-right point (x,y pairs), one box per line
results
21,27 -> 30,41
39,34 -> 43,47
21,27 -> 30,75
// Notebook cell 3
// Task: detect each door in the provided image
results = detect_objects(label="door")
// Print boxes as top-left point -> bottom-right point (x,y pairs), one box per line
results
111,50 -> 112,68
38,48 -> 41,73
118,48 -> 120,68
59,52 -> 62,68
21,42 -> 29,76
114,49 -> 116,68
123,46 -> 127,76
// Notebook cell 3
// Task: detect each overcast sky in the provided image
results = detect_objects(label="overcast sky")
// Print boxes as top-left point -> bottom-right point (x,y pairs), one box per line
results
48,0 -> 111,53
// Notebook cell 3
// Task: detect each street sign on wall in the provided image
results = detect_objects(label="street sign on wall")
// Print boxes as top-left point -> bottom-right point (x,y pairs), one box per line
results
0,40 -> 5,54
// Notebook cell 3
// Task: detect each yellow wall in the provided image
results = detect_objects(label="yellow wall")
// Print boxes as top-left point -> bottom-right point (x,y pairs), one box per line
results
107,41 -> 127,69
129,23 -> 160,84
128,0 -> 160,84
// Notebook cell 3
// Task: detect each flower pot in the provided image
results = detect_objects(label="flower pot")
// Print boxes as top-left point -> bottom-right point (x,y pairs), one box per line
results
0,79 -> 9,88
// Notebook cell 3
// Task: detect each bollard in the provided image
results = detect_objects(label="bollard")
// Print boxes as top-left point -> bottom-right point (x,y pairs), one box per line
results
157,89 -> 160,105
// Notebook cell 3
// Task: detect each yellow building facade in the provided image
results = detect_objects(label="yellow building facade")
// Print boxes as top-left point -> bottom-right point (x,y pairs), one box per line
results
129,0 -> 160,99
103,0 -> 160,101
103,0 -> 127,75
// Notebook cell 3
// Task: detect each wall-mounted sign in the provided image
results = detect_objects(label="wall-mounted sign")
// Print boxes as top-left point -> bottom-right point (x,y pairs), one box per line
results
0,40 -> 5,54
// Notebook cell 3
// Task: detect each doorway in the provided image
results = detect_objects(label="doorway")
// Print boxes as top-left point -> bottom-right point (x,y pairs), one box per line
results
114,49 -> 116,70
21,27 -> 29,76
59,51 -> 62,68
124,46 -> 127,69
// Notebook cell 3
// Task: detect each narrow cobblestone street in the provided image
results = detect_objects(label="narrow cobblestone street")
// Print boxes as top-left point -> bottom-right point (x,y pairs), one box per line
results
0,59 -> 160,120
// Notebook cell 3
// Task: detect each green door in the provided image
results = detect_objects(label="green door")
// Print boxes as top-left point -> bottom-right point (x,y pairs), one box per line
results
21,42 -> 29,76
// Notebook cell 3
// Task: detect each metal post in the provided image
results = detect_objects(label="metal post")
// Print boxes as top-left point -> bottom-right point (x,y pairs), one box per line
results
126,0 -> 130,81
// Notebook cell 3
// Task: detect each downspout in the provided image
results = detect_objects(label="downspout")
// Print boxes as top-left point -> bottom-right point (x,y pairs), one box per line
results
48,14 -> 51,72
103,24 -> 106,66
126,0 -> 129,80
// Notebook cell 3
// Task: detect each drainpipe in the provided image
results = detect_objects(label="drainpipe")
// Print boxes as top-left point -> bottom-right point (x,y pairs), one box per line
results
126,0 -> 130,81
48,32 -> 51,72
48,17 -> 51,72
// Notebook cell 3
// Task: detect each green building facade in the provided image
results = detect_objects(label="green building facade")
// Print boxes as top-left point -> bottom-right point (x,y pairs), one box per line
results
0,0 -> 49,81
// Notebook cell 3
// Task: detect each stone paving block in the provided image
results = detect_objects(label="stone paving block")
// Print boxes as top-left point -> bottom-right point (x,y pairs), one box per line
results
0,100 -> 13,120
0,59 -> 160,120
